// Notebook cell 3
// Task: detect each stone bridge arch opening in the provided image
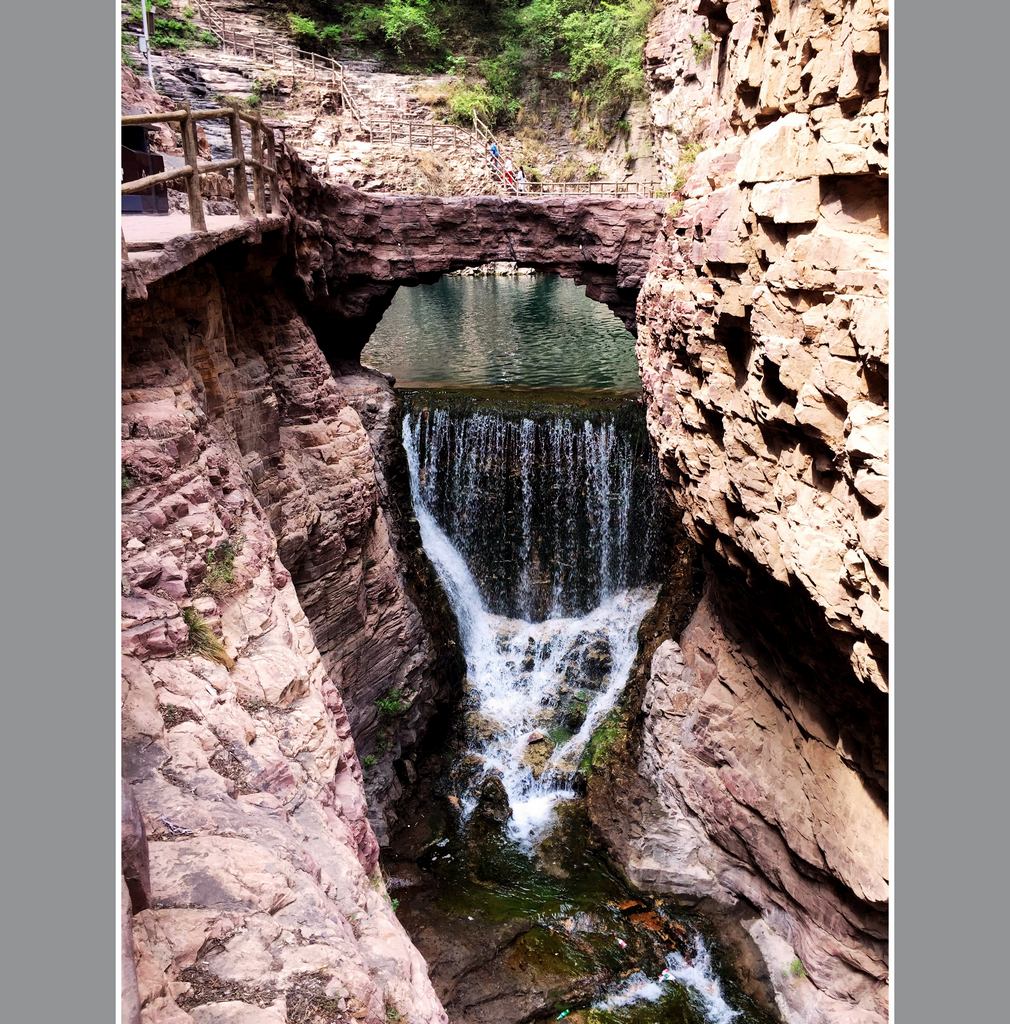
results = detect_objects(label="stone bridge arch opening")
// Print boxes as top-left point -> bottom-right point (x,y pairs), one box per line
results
286,185 -> 667,369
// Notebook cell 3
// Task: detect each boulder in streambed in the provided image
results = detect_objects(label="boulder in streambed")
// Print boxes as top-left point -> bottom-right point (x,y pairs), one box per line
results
557,631 -> 614,689
521,731 -> 556,779
583,635 -> 613,680
476,770 -> 512,824
465,708 -> 503,744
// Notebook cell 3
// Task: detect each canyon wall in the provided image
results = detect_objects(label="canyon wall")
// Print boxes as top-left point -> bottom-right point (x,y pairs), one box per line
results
121,240 -> 458,1023
593,2 -> 890,1023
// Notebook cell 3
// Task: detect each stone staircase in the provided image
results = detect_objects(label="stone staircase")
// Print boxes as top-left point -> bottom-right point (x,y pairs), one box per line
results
188,1 -> 460,138
178,0 -> 504,192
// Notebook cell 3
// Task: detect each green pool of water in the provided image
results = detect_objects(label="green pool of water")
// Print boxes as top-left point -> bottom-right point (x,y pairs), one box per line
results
362,273 -> 641,391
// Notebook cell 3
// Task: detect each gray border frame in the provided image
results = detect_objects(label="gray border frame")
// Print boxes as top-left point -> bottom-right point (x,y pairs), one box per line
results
4,3 -> 117,1021
893,0 -> 1008,1021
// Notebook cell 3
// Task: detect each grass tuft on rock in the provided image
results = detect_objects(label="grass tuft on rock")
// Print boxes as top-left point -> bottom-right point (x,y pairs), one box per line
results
183,607 -> 235,669
204,538 -> 240,595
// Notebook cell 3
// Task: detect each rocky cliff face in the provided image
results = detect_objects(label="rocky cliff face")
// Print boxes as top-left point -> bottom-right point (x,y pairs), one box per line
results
643,0 -> 889,688
591,2 -> 890,1023
121,241 -> 457,1023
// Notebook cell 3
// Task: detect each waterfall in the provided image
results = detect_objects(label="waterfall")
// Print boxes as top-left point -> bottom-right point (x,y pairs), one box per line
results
405,401 -> 659,618
403,396 -> 662,846
594,935 -> 741,1023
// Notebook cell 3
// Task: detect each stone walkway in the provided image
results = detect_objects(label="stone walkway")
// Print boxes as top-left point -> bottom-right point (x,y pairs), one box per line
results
121,212 -> 286,300
122,213 -> 242,251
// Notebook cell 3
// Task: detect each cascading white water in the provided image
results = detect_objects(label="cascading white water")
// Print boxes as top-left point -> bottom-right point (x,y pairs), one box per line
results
404,401 -> 660,846
594,934 -> 741,1023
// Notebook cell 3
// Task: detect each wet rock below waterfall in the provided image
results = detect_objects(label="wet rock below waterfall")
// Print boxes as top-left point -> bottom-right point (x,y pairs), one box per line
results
476,771 -> 512,824
384,801 -> 781,1024
465,708 -> 503,744
521,731 -> 556,779
544,685 -> 596,734
583,636 -> 613,678
557,634 -> 613,693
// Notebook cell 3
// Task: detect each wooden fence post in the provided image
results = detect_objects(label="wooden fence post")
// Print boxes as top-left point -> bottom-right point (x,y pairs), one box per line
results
228,107 -> 252,219
250,118 -> 267,215
180,104 -> 208,232
264,131 -> 278,214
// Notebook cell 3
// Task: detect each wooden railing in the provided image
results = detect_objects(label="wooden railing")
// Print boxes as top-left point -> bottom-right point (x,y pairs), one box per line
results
365,117 -> 475,149
525,180 -> 667,197
121,103 -> 280,234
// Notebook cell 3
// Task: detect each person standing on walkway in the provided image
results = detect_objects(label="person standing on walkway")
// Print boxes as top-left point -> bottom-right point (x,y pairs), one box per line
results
504,156 -> 515,190
517,166 -> 527,194
489,140 -> 501,177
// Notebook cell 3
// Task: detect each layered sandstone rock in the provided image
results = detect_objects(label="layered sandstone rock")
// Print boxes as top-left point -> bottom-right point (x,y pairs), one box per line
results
121,246 -> 454,1023
642,0 -> 889,687
594,580 -> 888,1024
597,2 -> 890,1022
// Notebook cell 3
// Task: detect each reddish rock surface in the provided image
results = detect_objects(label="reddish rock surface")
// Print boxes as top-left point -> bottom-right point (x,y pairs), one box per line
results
121,246 -> 455,1023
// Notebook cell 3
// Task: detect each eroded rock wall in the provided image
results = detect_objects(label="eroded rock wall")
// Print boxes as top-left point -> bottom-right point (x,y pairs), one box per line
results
643,0 -> 889,686
596,2 -> 890,1022
121,244 -> 455,1023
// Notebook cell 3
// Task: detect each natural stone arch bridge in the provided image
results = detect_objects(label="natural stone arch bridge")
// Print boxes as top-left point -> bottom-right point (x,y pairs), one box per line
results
123,153 -> 667,364
284,178 -> 667,361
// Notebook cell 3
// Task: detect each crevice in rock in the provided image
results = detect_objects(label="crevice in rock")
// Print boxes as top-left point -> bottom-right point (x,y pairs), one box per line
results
714,309 -> 755,387
760,356 -> 798,408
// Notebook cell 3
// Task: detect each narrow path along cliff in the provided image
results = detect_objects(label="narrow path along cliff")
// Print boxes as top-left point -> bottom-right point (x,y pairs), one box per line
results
121,4 -> 889,1024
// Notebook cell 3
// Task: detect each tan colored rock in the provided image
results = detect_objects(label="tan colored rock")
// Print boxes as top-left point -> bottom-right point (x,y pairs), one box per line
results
750,179 -> 820,224
737,114 -> 831,184
189,1004 -> 285,1024
521,731 -> 556,779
